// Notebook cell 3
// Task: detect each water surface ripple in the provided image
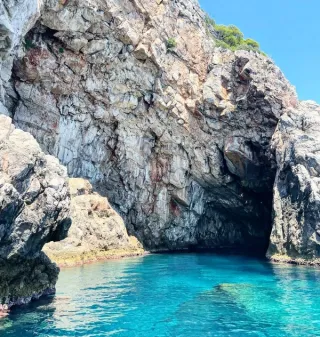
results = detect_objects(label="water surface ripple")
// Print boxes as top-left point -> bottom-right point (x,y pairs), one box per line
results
1,253 -> 320,336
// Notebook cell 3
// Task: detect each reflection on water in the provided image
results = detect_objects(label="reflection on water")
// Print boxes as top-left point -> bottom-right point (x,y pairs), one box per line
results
1,254 -> 320,337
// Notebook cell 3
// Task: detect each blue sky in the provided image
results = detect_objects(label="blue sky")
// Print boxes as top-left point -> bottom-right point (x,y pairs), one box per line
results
199,0 -> 320,103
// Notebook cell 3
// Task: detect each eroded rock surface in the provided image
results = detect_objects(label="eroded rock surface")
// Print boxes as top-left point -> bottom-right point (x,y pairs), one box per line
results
3,0 -> 320,265
44,178 -> 144,267
268,101 -> 320,264
0,0 -> 41,115
3,0 -> 298,255
0,115 -> 70,306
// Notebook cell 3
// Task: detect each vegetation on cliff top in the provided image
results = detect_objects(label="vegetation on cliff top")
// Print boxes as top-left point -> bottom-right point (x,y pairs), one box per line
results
205,15 -> 266,55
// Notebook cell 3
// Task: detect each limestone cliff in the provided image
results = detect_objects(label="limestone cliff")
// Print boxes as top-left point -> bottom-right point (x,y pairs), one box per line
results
4,0 -> 297,254
0,115 -> 70,307
1,0 -> 320,265
0,0 -> 41,115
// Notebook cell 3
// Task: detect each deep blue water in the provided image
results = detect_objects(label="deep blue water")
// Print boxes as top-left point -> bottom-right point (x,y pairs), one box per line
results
1,253 -> 320,337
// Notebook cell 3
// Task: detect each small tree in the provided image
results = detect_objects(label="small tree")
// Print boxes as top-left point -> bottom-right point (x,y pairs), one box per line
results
215,25 -> 244,47
207,18 -> 265,55
244,38 -> 260,49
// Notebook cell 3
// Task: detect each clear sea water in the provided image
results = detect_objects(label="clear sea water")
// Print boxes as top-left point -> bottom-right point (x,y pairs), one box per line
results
1,253 -> 320,337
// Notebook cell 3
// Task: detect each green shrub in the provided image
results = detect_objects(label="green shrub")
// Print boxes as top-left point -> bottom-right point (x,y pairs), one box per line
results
234,39 -> 260,53
215,25 -> 244,47
243,38 -> 259,49
166,38 -> 177,50
215,40 -> 230,49
235,44 -> 257,52
205,14 -> 266,56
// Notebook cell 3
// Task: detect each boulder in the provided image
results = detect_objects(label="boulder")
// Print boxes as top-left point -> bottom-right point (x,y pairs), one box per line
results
44,178 -> 144,267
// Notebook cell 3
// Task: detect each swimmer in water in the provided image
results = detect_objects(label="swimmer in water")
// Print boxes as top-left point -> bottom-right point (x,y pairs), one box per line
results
0,304 -> 9,318
0,311 -> 8,318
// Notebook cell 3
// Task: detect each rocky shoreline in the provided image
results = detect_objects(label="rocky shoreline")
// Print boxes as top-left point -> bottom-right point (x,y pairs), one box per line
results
0,253 -> 58,309
268,254 -> 320,267
48,249 -> 148,268
1,0 -> 320,305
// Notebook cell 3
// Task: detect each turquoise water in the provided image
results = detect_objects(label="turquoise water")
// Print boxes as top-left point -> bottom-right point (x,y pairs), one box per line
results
1,253 -> 320,336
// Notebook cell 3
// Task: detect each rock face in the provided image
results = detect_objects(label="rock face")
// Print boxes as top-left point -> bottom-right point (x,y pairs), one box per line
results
44,178 -> 144,267
0,115 -> 71,306
1,0 -> 319,264
5,0 -> 298,255
0,0 -> 41,115
268,101 -> 320,264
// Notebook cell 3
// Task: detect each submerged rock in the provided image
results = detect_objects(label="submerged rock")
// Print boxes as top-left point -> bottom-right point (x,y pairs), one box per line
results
0,115 -> 71,306
44,178 -> 144,267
